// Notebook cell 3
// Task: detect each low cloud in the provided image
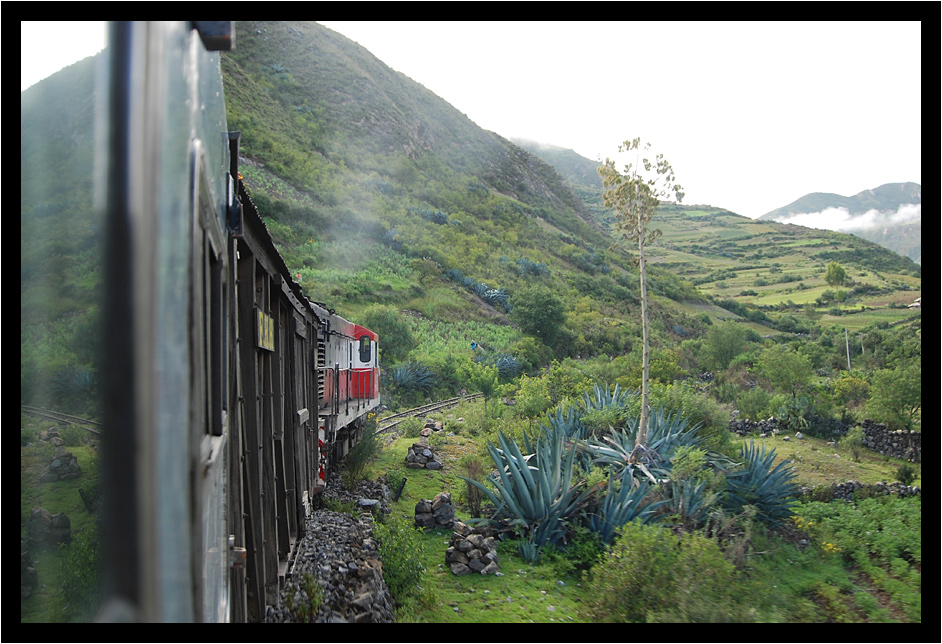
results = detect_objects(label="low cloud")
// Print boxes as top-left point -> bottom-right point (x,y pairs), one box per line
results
769,203 -> 920,232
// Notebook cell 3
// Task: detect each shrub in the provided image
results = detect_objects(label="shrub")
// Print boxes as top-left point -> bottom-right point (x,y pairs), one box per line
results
373,515 -> 428,603
585,521 -> 743,623
541,524 -> 604,578
776,395 -> 815,435
360,305 -> 415,364
509,285 -> 567,347
386,468 -> 407,501
458,454 -> 486,518
838,425 -> 865,463
284,573 -> 324,623
895,463 -> 916,486
648,382 -> 731,453
342,421 -> 382,487
737,387 -> 773,421
398,417 -> 424,438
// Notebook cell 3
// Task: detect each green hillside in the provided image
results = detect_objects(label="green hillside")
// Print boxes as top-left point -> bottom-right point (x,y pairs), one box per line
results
520,146 -> 921,336
219,21 -> 710,370
20,20 -> 922,414
21,21 -> 922,404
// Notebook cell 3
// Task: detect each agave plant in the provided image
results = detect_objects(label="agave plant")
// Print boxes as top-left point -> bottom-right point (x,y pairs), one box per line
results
539,405 -> 588,442
586,467 -> 665,544
52,365 -> 95,399
482,287 -> 509,309
461,430 -> 589,556
662,477 -> 720,530
580,382 -> 636,413
443,268 -> 465,284
493,353 -> 520,380
723,441 -> 799,528
381,228 -> 401,250
539,404 -> 592,470
583,408 -> 733,484
421,209 -> 449,225
516,257 -> 549,277
390,362 -> 436,394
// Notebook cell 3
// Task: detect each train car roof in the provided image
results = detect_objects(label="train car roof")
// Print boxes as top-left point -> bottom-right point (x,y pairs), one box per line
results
238,177 -> 376,341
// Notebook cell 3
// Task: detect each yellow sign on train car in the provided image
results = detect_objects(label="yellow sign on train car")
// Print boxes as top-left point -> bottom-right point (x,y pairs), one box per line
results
257,310 -> 274,351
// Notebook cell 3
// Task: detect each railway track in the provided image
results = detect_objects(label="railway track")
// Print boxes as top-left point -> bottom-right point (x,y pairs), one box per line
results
20,405 -> 102,435
376,393 -> 482,434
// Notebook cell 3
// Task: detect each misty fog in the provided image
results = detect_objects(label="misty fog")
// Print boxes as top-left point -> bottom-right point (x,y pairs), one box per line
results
767,203 -> 920,233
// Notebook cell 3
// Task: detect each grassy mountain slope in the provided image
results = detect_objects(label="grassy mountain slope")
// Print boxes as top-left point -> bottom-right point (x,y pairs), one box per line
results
223,20 -> 920,362
520,142 -> 921,334
21,55 -> 102,412
220,21 -> 714,364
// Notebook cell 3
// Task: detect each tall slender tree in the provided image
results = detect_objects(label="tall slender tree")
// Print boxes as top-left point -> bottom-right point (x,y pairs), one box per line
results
598,138 -> 683,448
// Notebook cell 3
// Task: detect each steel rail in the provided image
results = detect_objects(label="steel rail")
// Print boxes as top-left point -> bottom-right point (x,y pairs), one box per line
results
376,393 -> 482,434
20,405 -> 103,435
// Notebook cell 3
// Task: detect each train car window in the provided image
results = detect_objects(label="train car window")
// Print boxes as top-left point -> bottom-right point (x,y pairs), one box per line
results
21,23 -> 108,623
358,335 -> 371,362
194,147 -> 228,436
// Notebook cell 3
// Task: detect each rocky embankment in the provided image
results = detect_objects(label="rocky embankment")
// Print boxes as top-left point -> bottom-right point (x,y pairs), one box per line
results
264,473 -> 395,623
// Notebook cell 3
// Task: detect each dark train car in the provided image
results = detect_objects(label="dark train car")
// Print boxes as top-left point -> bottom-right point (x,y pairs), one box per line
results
95,21 -> 379,622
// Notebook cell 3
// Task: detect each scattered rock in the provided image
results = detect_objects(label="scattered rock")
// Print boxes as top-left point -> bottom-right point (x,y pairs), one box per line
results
26,507 -> 71,547
405,442 -> 445,470
415,492 -> 455,530
447,520 -> 499,576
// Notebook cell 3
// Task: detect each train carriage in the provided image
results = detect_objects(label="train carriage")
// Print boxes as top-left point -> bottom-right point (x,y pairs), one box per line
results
93,21 -> 380,622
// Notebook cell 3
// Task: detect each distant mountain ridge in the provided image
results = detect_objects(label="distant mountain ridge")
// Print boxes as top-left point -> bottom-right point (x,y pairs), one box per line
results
759,182 -> 921,220
510,139 -> 604,190
759,182 -> 921,264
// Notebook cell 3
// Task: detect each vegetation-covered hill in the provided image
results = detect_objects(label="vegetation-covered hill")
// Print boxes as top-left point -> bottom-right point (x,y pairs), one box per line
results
20,20 -> 921,415
518,143 -> 921,335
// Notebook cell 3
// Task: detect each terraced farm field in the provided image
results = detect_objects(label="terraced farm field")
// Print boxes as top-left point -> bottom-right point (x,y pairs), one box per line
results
647,205 -> 920,331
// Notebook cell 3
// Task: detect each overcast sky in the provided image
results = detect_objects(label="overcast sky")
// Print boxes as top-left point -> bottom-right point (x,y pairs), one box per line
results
22,21 -> 921,220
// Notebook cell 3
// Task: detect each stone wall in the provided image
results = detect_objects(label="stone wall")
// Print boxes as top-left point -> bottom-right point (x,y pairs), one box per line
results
728,416 -> 920,463
800,480 -> 921,503
727,415 -> 848,439
859,419 -> 921,463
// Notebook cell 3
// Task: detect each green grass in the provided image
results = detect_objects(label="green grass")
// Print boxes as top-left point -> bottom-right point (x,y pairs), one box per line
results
731,433 -> 921,489
821,308 -> 920,332
362,423 -> 590,623
389,525 -> 589,623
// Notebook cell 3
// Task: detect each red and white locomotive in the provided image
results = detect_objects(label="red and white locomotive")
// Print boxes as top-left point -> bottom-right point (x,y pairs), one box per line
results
312,311 -> 381,489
